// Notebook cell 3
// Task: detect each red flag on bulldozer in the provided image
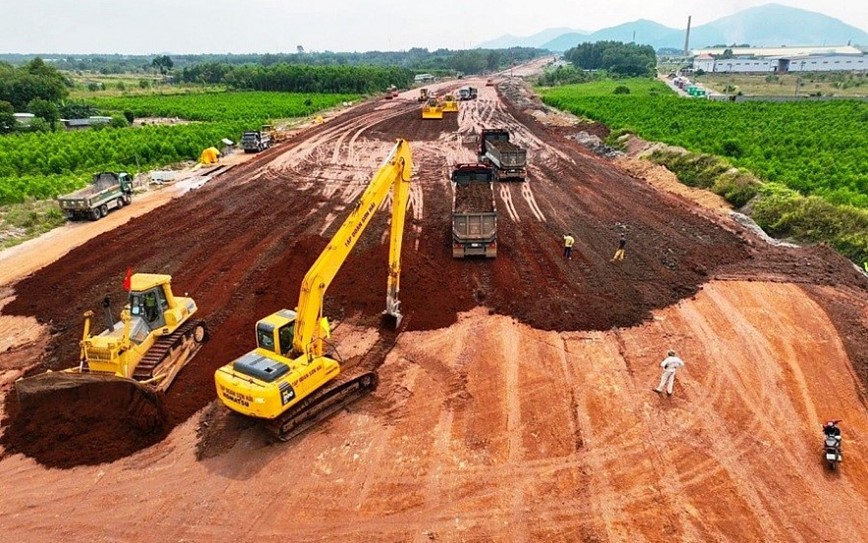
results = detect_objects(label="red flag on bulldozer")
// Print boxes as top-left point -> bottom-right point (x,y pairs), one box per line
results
123,267 -> 132,292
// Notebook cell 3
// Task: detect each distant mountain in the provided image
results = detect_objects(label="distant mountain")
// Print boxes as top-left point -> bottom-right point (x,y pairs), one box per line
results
543,20 -> 676,51
479,4 -> 868,51
476,28 -> 587,49
684,4 -> 868,49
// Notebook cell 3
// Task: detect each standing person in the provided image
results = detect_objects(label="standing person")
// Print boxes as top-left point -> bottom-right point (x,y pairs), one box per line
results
563,233 -> 575,260
611,233 -> 626,262
653,349 -> 684,396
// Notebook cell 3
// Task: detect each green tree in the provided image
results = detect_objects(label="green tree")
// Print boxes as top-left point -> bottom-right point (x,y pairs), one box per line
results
27,97 -> 59,130
0,100 -> 15,133
564,41 -> 656,76
109,114 -> 129,128
151,55 -> 174,75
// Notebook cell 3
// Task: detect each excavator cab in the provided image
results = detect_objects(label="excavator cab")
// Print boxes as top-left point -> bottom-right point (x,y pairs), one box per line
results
417,88 -> 429,102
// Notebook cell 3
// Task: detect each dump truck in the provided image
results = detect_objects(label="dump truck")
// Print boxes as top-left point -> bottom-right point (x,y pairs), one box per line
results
478,129 -> 527,181
457,86 -> 477,100
452,163 -> 497,258
57,172 -> 133,221
241,130 -> 271,153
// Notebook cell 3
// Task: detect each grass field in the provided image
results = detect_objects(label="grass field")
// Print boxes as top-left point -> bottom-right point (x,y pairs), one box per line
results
539,78 -> 671,97
0,92 -> 357,206
692,72 -> 868,98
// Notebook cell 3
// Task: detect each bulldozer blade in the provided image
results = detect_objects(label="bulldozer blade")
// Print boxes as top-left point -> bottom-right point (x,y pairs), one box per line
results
13,372 -> 168,434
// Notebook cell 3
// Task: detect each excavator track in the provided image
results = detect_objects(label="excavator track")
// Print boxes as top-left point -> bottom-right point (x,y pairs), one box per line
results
263,371 -> 379,442
132,319 -> 208,388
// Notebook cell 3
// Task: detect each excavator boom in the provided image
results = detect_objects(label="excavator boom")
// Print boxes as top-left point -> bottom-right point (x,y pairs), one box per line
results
214,140 -> 414,440
294,139 -> 412,358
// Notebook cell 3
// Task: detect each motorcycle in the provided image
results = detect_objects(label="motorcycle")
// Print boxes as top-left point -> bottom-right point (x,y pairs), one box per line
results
822,420 -> 843,470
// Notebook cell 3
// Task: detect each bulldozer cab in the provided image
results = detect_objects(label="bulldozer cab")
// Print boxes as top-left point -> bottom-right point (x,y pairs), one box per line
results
130,287 -> 168,331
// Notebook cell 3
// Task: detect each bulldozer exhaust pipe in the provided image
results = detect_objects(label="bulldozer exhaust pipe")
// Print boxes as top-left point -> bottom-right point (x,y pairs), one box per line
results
102,295 -> 115,330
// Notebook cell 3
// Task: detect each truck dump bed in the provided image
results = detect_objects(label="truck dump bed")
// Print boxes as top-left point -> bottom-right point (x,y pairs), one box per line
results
454,182 -> 495,213
452,164 -> 497,258
486,140 -> 527,169
60,173 -> 120,200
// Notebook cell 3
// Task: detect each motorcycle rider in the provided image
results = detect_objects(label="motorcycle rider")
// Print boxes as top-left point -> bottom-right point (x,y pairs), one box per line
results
823,419 -> 843,465
823,419 -> 842,438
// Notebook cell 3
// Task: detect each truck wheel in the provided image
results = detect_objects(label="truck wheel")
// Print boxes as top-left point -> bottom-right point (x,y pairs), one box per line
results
100,204 -> 109,217
123,194 -> 132,205
90,207 -> 102,221
116,197 -> 124,209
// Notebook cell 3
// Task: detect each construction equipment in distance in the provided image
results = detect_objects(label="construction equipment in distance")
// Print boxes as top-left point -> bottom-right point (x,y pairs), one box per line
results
417,88 -> 429,102
385,85 -> 399,100
15,273 -> 207,401
422,97 -> 443,119
57,172 -> 133,221
442,94 -> 459,113
214,139 -> 414,442
241,128 -> 271,153
457,86 -> 477,100
478,128 -> 528,181
262,123 -> 288,143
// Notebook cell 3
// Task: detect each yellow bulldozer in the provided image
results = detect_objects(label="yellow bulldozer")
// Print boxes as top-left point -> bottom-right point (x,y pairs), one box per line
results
442,94 -> 459,113
262,123 -> 288,144
422,97 -> 443,120
14,273 -> 207,408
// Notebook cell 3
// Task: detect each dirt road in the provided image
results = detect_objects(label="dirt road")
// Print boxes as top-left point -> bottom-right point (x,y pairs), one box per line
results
0,78 -> 866,542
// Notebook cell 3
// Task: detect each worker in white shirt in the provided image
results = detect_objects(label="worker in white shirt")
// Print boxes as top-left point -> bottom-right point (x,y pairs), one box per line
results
653,349 -> 684,396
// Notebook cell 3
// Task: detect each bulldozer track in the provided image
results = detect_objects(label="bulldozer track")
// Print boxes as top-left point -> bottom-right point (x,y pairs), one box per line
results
132,319 -> 207,382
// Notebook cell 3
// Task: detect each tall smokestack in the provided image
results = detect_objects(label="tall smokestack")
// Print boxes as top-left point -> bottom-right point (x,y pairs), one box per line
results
684,16 -> 692,56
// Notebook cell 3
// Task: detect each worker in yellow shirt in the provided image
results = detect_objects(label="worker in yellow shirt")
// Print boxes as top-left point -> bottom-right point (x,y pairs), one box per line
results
563,233 -> 575,260
611,233 -> 626,262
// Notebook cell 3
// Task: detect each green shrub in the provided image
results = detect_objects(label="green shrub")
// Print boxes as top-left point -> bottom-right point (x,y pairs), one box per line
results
613,85 -> 631,95
711,169 -> 761,207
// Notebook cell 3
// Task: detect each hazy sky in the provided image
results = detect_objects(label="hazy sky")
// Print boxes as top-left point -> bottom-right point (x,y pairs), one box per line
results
0,0 -> 865,54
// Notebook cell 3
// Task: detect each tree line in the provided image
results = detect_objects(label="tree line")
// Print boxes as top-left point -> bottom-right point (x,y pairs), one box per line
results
184,64 -> 415,93
563,41 -> 656,77
0,48 -> 543,77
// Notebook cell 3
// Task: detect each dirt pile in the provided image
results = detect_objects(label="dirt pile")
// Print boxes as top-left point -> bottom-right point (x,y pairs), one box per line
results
365,107 -> 459,142
1,373 -> 167,468
454,181 -> 494,213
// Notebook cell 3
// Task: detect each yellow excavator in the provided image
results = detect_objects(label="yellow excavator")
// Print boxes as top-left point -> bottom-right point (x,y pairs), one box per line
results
15,273 -> 207,404
417,88 -> 429,103
442,94 -> 459,113
422,97 -> 443,120
214,139 -> 413,441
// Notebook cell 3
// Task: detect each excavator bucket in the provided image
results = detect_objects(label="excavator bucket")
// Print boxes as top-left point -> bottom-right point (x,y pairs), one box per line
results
13,372 -> 168,434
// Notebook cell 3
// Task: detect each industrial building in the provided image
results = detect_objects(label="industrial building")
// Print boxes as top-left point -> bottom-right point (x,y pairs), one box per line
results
692,45 -> 866,73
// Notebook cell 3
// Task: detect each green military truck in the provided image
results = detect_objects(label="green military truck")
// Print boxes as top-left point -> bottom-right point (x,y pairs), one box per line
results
57,172 -> 133,221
